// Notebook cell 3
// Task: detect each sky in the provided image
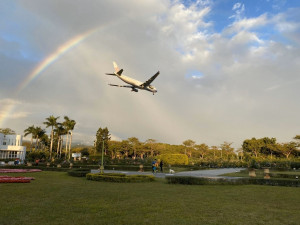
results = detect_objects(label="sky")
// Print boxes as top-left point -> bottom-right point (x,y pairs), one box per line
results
0,0 -> 299,148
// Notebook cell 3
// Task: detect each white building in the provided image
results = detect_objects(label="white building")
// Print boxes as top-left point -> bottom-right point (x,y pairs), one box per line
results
0,133 -> 26,161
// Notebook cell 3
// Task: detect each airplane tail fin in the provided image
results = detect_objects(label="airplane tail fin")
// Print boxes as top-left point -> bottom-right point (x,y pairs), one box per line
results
113,61 -> 123,76
113,61 -> 119,73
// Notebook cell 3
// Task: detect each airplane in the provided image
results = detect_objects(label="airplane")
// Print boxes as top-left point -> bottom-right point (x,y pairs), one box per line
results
105,62 -> 159,95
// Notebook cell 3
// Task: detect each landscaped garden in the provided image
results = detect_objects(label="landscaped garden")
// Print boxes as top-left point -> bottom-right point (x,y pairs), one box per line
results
1,171 -> 300,225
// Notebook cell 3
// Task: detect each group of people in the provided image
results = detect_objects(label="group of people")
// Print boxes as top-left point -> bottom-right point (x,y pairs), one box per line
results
152,159 -> 163,173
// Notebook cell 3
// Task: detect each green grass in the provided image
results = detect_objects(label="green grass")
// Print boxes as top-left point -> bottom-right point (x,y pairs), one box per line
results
0,171 -> 300,225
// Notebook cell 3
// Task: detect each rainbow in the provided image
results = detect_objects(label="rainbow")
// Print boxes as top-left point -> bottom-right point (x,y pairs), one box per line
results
17,28 -> 98,95
0,28 -> 98,127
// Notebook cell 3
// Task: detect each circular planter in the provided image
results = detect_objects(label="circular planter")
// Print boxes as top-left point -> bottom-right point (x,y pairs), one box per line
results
27,162 -> 32,166
57,164 -> 61,168
139,164 -> 144,172
46,162 -> 50,167
263,167 -> 270,174
248,168 -> 256,177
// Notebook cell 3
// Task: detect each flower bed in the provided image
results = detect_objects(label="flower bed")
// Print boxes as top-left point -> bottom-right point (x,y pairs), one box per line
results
0,176 -> 35,183
0,169 -> 42,173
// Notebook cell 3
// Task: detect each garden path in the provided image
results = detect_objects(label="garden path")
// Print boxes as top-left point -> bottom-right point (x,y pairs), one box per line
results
90,168 -> 245,179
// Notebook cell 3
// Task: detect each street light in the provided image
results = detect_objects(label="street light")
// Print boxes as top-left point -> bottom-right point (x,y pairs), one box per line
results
99,138 -> 104,174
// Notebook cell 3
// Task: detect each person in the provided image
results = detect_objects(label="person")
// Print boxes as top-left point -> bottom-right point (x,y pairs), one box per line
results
152,159 -> 157,173
160,160 -> 164,172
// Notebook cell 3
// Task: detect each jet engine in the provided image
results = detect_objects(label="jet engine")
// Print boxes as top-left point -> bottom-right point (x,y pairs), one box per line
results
131,88 -> 138,92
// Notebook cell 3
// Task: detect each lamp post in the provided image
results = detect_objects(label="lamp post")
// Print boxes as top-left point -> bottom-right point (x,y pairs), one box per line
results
100,138 -> 104,174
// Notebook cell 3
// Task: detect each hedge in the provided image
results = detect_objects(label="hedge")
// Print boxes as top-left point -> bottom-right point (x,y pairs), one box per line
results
270,173 -> 300,179
166,176 -> 300,187
86,173 -> 155,183
68,168 -> 91,177
1,165 -> 71,172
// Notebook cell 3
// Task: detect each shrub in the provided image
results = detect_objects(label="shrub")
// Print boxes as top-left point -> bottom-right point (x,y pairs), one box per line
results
270,173 -> 300,179
158,154 -> 188,165
104,165 -> 153,172
2,165 -> 70,172
166,176 -> 300,187
290,161 -> 300,169
68,168 -> 91,177
86,173 -> 155,183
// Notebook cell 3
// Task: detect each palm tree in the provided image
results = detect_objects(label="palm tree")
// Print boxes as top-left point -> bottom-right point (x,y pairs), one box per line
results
24,125 -> 35,152
54,123 -> 65,158
44,115 -> 59,160
33,126 -> 45,151
63,116 -> 76,160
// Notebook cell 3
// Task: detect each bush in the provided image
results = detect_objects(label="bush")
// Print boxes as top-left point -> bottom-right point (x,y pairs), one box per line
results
195,160 -> 248,168
248,178 -> 300,187
158,154 -> 188,165
290,161 -> 300,169
166,176 -> 246,185
2,165 -> 70,172
104,165 -> 152,172
86,173 -> 155,183
270,173 -> 300,179
166,176 -> 300,187
68,168 -> 91,177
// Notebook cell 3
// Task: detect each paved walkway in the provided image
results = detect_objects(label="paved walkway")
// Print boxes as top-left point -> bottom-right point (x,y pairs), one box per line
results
91,168 -> 245,179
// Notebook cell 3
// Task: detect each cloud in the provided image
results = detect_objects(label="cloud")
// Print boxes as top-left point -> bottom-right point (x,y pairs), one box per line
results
1,0 -> 299,148
229,2 -> 245,20
226,14 -> 269,33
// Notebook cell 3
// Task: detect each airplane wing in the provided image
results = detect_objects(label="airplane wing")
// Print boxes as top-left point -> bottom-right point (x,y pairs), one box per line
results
109,84 -> 133,88
141,71 -> 160,87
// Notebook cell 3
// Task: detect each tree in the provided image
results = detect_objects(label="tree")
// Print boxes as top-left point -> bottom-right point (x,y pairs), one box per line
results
182,139 -> 195,157
32,126 -> 46,151
276,142 -> 297,158
195,143 -> 209,159
242,138 -> 262,158
210,146 -> 218,159
63,116 -> 76,160
128,137 -> 140,159
80,148 -> 90,157
24,125 -> 35,152
220,142 -> 234,160
54,124 -> 66,158
95,127 -> 111,154
0,128 -> 16,135
145,139 -> 157,157
293,135 -> 300,148
44,115 -> 59,159
120,140 -> 130,157
39,133 -> 50,151
260,137 -> 277,158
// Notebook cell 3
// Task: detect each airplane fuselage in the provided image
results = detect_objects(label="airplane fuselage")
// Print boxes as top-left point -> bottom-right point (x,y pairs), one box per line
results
116,74 -> 157,93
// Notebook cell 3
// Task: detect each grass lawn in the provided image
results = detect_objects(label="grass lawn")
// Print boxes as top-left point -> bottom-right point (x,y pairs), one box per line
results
1,171 -> 300,225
